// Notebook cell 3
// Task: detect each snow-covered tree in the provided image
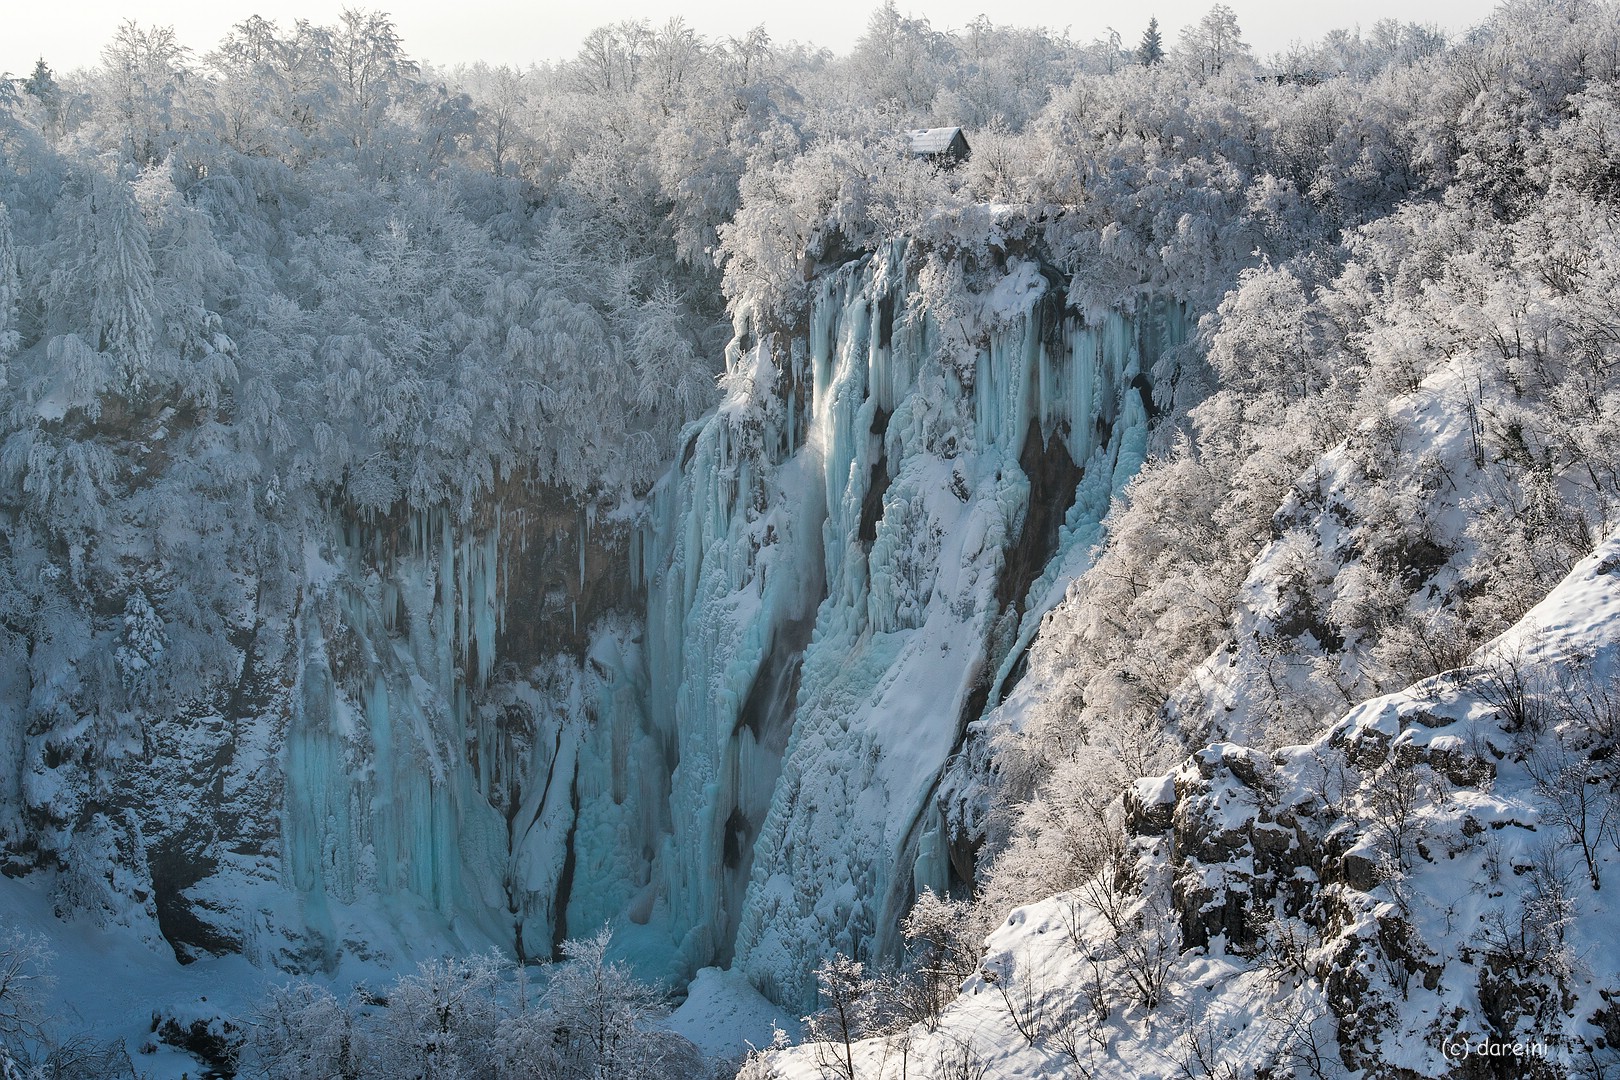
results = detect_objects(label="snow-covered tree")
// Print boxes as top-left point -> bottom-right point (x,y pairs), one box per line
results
1138,17 -> 1165,65
0,925 -> 48,1061
0,205 -> 16,383
1174,4 -> 1252,78
85,170 -> 158,398
91,20 -> 192,166
542,928 -> 674,1078
804,955 -> 876,1080
242,981 -> 363,1080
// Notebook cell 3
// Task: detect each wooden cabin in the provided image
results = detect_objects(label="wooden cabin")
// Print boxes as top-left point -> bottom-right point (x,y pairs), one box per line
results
906,127 -> 971,167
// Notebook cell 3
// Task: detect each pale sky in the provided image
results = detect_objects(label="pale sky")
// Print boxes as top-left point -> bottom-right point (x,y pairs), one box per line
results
5,0 -> 1497,81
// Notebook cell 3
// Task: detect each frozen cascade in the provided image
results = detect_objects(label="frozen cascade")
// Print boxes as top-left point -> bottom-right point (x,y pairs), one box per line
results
518,618 -> 673,963
280,505 -> 582,967
0,228 -> 1185,1013
635,316 -> 829,976
635,240 -> 1186,1007
227,235 -> 1186,991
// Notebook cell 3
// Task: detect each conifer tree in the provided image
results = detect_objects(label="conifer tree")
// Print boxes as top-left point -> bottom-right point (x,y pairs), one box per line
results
22,59 -> 58,105
1138,17 -> 1165,66
87,173 -> 157,397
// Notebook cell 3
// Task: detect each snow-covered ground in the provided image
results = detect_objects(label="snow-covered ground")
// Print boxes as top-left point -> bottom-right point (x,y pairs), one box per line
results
664,966 -> 801,1060
1,873 -> 259,1077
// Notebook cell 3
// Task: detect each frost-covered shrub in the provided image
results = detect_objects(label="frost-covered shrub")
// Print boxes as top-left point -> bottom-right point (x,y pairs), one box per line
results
803,954 -> 877,1080
0,925 -> 134,1080
890,891 -> 981,1031
242,981 -> 362,1080
367,954 -> 508,1080
240,936 -> 689,1080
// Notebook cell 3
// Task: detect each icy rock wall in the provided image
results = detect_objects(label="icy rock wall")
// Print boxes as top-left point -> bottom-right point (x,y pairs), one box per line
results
280,510 -> 515,965
8,455 -> 668,973
277,499 -> 644,970
639,239 -> 1186,1007
637,317 -> 829,976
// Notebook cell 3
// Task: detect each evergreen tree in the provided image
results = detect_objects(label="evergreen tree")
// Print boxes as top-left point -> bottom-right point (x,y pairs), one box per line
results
22,58 -> 58,104
87,173 -> 157,396
1138,17 -> 1165,66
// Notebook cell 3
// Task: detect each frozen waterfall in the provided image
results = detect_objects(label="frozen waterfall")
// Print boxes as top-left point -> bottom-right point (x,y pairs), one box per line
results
633,240 -> 1187,1006
262,239 -> 1185,1005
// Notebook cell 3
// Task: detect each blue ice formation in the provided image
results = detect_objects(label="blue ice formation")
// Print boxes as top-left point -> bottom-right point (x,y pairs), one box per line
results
272,238 -> 1184,1008
630,240 -> 1187,1007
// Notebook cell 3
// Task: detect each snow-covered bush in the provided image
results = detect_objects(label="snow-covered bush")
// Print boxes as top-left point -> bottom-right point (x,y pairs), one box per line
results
0,925 -> 48,1062
802,955 -> 875,1080
242,981 -> 361,1080
240,935 -> 693,1080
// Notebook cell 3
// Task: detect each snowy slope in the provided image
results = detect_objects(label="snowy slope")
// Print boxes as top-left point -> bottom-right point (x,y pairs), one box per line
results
1175,359 -> 1493,749
761,529 -> 1620,1078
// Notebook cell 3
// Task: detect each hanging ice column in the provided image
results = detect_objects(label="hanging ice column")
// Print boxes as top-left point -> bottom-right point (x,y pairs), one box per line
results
279,509 -> 518,969
636,289 -> 834,976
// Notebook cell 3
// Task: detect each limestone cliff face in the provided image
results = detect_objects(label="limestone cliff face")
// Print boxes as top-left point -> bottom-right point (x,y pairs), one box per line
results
4,469 -> 635,972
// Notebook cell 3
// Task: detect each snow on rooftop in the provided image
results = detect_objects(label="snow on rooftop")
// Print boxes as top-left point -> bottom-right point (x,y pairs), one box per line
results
905,127 -> 965,155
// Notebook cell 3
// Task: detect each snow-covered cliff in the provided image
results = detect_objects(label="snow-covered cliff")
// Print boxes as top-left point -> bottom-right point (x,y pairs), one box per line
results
629,236 -> 1187,1005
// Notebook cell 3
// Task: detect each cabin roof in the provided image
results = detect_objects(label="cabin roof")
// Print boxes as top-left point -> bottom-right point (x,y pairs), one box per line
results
906,127 -> 967,156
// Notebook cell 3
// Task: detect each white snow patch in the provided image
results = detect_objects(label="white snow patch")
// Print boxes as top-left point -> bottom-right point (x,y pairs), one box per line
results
664,966 -> 801,1060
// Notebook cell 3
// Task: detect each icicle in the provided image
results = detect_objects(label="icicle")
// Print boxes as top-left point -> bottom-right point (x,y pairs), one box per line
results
438,509 -> 455,693
497,505 -> 509,637
457,520 -> 471,663
467,522 -> 498,687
